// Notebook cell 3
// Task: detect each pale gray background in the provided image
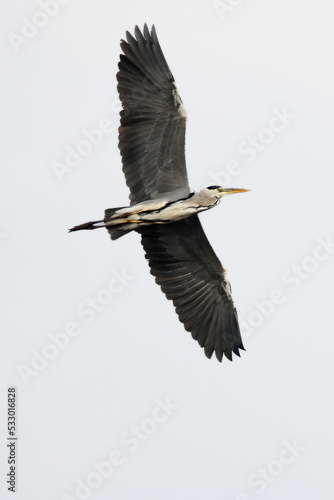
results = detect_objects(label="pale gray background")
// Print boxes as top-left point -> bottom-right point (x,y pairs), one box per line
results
1,1 -> 334,499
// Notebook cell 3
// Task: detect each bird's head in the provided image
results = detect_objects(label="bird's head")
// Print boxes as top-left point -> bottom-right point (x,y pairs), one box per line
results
206,185 -> 250,198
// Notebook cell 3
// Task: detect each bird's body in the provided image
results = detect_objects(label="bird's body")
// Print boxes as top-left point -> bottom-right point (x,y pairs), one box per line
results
70,24 -> 249,361
70,188 -> 237,238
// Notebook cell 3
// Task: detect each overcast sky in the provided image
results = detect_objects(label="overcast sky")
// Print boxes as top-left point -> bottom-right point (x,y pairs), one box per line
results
1,1 -> 334,499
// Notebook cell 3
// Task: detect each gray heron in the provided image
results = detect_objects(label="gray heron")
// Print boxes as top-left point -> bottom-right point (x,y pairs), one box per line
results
70,24 -> 249,362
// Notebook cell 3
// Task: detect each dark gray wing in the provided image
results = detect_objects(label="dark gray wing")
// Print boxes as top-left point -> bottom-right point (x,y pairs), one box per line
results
117,24 -> 190,205
137,216 -> 244,361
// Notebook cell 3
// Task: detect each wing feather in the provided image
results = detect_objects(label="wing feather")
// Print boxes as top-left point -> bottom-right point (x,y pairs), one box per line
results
138,216 -> 244,361
117,24 -> 190,205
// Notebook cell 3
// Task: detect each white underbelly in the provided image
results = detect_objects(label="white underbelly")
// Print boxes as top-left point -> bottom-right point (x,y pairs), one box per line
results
140,203 -> 200,222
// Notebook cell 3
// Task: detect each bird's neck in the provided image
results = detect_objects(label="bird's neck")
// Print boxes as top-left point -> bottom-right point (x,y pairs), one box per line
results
197,189 -> 221,208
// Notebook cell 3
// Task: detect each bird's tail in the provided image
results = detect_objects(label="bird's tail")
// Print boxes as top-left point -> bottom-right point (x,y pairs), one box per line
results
69,207 -> 136,240
68,219 -> 105,232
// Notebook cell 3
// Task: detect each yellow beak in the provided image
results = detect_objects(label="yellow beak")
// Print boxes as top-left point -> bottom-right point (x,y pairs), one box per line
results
223,188 -> 250,195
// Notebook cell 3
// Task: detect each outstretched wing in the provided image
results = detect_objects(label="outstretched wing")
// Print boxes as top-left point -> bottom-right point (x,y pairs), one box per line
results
117,24 -> 190,205
137,216 -> 244,361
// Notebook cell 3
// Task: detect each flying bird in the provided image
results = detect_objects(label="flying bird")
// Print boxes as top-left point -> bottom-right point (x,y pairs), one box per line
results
70,24 -> 249,361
